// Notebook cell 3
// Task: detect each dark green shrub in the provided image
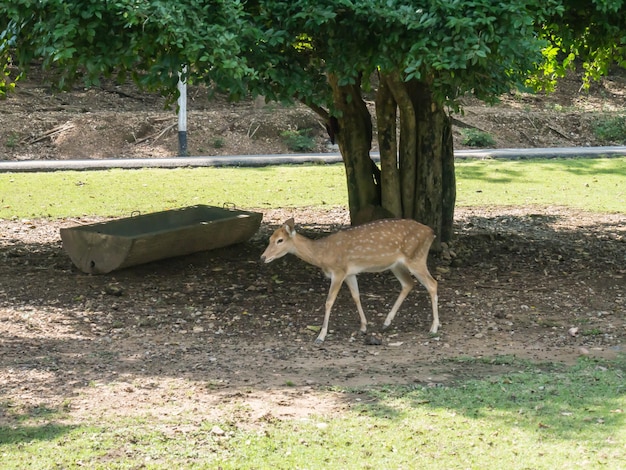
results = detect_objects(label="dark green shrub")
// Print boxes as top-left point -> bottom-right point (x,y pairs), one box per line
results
592,115 -> 626,143
460,128 -> 496,147
281,128 -> 316,152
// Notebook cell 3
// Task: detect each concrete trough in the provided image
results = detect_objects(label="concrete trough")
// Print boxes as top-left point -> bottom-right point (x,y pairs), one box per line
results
60,205 -> 262,274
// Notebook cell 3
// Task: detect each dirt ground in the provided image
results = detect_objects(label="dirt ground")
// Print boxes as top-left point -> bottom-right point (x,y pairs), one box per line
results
1,207 -> 624,426
0,72 -> 625,427
1,69 -> 626,160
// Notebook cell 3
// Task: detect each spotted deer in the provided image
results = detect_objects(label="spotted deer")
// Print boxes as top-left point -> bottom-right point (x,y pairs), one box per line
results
260,218 -> 439,343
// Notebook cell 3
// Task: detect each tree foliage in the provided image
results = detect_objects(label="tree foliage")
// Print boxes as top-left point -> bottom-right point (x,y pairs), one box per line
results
533,0 -> 626,90
245,1 -> 556,109
0,0 -> 254,99
1,0 -> 625,241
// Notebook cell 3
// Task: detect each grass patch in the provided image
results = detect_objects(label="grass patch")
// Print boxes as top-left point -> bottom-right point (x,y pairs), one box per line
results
5,132 -> 20,149
0,157 -> 624,219
1,357 -> 623,469
211,137 -> 225,149
0,165 -> 348,219
456,156 -> 625,212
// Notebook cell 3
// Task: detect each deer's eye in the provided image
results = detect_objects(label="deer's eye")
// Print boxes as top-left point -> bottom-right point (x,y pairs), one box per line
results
276,238 -> 284,244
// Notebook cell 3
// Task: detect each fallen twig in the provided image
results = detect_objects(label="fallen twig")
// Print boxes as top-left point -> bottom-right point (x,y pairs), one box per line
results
547,125 -> 570,140
247,122 -> 261,138
23,123 -> 75,145
135,123 -> 176,144
450,117 -> 488,133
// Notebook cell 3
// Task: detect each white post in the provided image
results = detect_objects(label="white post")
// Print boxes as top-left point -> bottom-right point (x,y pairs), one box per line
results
177,65 -> 188,156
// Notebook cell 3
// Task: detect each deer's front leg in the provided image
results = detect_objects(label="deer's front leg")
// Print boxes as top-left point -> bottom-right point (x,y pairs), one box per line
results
344,275 -> 367,335
316,274 -> 344,344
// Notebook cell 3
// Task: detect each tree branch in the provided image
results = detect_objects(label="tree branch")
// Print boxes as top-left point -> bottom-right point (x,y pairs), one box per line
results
298,98 -> 329,121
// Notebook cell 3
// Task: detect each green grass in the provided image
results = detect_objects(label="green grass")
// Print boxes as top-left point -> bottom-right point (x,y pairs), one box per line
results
456,156 -> 625,212
0,165 -> 348,219
0,157 -> 624,219
1,356 -> 624,469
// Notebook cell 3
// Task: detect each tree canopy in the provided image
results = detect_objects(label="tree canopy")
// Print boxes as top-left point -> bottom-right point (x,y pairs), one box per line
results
248,1 -> 553,104
1,0 -> 582,104
1,0 -> 254,98
536,0 -> 626,89
2,0 -> 625,242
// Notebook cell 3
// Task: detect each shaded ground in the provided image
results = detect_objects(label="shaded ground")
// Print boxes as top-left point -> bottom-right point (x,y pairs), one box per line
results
1,207 -> 624,427
0,69 -> 625,427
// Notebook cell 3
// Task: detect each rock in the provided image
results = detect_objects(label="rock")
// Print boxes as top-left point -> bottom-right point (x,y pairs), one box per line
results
365,334 -> 383,346
105,284 -> 124,296
211,425 -> 225,436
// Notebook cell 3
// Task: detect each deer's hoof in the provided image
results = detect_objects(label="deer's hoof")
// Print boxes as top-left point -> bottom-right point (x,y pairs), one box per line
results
381,323 -> 391,331
314,337 -> 324,345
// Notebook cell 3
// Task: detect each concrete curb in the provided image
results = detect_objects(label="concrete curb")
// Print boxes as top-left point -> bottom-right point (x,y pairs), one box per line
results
1,146 -> 625,173
454,146 -> 626,160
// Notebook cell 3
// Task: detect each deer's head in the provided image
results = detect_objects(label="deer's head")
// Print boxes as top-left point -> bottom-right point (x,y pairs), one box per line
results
260,218 -> 296,263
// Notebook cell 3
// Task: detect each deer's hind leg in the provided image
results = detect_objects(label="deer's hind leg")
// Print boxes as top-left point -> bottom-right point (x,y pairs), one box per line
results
406,258 -> 439,334
382,265 -> 415,330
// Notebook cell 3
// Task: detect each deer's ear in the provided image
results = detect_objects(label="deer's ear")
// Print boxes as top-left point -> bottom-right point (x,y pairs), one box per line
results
284,218 -> 295,236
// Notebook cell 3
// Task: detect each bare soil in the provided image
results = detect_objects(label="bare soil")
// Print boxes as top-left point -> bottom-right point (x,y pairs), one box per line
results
2,69 -> 626,160
0,72 -> 625,428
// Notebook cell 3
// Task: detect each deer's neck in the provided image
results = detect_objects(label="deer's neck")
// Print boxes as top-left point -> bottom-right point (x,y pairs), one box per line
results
292,233 -> 326,269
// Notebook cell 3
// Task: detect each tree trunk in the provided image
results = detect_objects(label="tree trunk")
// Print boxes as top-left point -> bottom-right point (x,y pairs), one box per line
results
385,71 -> 417,220
411,79 -> 443,240
373,74 -> 455,246
375,72 -> 402,218
441,112 -> 456,243
327,73 -> 379,222
324,72 -> 455,245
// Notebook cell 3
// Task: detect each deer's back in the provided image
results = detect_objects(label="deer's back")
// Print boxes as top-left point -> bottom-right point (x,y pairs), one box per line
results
315,219 -> 434,267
